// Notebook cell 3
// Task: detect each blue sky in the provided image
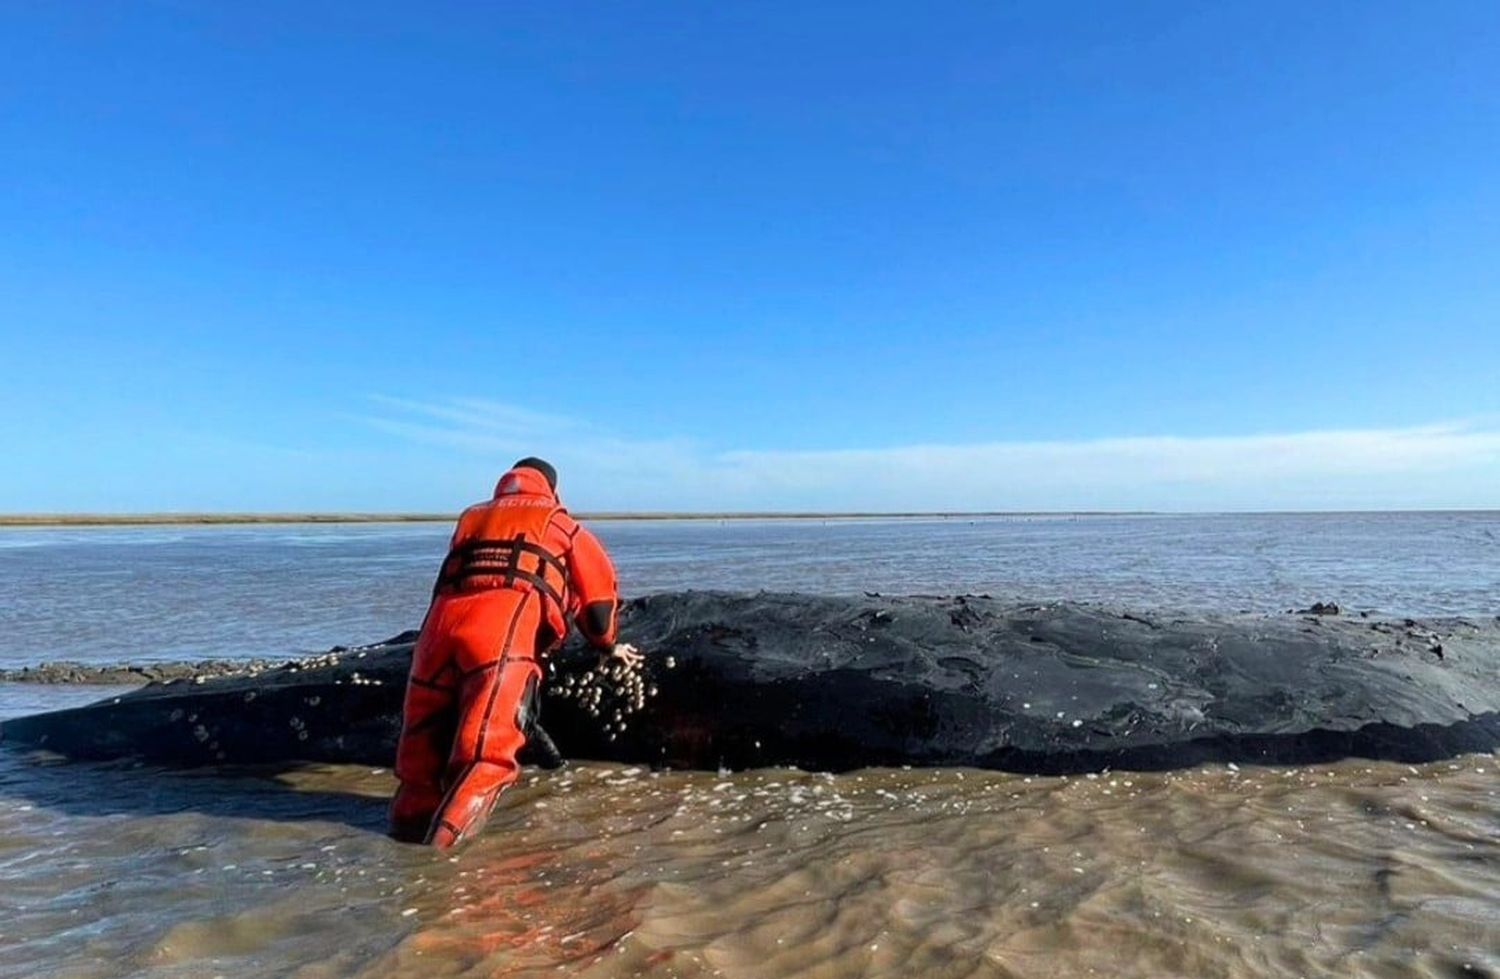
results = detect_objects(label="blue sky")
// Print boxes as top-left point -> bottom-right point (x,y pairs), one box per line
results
2,2 -> 1498,512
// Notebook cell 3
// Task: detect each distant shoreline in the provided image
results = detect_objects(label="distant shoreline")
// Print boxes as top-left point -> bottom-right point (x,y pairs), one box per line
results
0,511 -> 1153,527
0,509 -> 1492,528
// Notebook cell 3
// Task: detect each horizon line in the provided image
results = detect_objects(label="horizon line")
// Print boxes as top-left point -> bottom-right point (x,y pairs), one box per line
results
1,508 -> 1497,528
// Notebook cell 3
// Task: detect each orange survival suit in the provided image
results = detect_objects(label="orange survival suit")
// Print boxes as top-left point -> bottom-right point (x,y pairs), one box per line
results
390,464 -> 620,847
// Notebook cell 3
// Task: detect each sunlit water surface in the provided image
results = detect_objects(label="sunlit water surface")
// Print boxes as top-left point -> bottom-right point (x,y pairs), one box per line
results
1,515 -> 1497,977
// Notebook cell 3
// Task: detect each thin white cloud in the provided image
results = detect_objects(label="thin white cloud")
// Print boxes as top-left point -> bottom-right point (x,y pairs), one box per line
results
361,397 -> 1500,511
367,394 -> 580,438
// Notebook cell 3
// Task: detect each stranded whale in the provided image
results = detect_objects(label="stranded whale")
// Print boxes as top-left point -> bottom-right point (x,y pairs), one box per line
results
3,592 -> 1497,773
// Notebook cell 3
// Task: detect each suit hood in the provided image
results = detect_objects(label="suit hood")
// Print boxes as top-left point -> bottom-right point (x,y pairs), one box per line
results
493,466 -> 559,502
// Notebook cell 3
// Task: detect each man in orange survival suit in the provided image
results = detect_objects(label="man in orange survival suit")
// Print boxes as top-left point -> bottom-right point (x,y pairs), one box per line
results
390,457 -> 640,847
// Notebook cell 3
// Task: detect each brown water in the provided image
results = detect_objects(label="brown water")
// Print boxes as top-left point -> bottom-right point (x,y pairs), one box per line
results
3,751 -> 1494,978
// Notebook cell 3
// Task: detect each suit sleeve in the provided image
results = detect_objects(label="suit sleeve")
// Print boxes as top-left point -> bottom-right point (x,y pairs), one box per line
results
431,508 -> 472,594
567,525 -> 620,650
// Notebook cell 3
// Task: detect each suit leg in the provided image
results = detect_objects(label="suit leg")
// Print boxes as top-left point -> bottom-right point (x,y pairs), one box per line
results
426,592 -> 542,849
389,605 -> 459,841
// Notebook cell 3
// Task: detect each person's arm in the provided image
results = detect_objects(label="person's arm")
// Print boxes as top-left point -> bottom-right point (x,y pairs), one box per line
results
566,524 -> 623,652
429,508 -> 472,595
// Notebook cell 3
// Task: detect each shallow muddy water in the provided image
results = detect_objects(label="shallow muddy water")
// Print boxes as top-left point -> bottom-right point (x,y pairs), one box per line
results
1,752 -> 1495,978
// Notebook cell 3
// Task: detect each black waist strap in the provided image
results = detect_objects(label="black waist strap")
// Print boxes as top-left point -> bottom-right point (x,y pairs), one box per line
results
438,537 -> 568,608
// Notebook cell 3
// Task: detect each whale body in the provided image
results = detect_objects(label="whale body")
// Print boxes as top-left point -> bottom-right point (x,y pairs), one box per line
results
3,592 -> 1498,773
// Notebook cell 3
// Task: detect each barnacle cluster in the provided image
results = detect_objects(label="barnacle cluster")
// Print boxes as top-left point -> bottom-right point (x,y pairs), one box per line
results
548,655 -> 669,741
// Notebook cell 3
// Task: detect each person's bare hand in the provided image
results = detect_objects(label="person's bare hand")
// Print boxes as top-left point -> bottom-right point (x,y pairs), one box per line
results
604,642 -> 643,669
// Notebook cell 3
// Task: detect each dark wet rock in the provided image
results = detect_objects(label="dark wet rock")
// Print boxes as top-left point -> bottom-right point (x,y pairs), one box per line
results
1297,602 -> 1341,616
2,593 -> 1497,774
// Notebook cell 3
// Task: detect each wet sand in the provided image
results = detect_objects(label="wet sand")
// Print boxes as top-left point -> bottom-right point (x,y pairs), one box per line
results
0,660 -> 280,684
1,751 -> 1494,979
